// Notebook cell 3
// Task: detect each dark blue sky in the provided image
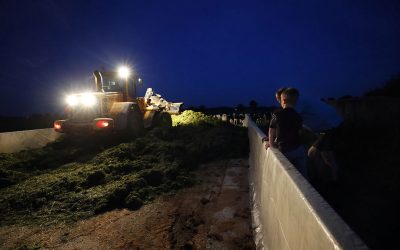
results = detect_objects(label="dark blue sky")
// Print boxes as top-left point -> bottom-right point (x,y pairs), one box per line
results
1,0 -> 399,116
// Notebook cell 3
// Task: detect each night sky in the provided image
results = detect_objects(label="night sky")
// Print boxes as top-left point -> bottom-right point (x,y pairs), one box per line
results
1,0 -> 399,116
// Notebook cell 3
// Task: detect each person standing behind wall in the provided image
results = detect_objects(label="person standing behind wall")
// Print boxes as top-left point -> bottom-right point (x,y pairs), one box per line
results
267,87 -> 308,179
296,96 -> 342,183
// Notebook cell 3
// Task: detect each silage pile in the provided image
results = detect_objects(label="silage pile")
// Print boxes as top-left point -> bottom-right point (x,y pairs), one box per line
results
0,111 -> 248,226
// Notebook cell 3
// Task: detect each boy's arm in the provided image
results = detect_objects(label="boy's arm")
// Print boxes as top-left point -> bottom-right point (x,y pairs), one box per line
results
267,111 -> 278,149
268,127 -> 277,148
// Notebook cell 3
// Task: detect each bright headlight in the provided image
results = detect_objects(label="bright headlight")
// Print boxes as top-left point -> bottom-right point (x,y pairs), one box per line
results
66,95 -> 78,106
81,93 -> 97,106
118,66 -> 131,78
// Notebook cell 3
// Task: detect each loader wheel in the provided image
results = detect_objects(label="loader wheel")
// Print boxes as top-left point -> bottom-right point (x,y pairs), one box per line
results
154,112 -> 172,127
127,109 -> 145,138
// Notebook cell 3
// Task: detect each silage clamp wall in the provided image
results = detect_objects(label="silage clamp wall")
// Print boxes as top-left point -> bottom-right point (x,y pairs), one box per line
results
244,115 -> 368,250
0,128 -> 61,153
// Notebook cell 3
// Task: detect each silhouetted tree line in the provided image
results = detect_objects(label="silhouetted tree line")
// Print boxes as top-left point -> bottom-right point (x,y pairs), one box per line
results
187,100 -> 275,115
0,113 -> 62,132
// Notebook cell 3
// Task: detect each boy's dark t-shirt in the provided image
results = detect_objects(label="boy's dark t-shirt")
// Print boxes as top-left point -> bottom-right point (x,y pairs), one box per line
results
269,107 -> 303,153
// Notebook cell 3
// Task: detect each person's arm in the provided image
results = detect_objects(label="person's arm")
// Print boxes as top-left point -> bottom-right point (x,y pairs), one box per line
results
268,127 -> 277,148
267,111 -> 278,149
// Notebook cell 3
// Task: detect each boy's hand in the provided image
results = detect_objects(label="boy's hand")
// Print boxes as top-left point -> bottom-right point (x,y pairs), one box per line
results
262,137 -> 269,149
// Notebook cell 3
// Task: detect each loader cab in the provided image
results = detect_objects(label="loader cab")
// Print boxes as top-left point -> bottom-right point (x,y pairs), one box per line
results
102,79 -> 123,92
94,69 -> 139,102
97,71 -> 123,93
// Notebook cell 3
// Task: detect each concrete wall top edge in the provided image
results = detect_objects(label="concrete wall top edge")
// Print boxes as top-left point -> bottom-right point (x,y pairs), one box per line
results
245,114 -> 368,250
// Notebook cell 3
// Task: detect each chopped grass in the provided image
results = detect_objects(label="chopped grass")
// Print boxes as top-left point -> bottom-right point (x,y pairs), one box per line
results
0,111 -> 248,226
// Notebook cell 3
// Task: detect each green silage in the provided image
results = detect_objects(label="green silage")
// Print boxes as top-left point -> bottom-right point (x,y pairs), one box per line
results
0,111 -> 248,226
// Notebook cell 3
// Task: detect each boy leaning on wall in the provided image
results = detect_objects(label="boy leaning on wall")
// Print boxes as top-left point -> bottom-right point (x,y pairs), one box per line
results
266,87 -> 308,179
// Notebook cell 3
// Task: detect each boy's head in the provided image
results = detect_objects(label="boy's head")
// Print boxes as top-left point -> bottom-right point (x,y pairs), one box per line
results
281,87 -> 299,107
275,87 -> 287,104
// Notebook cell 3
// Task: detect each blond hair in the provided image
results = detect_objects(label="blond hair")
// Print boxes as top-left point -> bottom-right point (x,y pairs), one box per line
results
281,87 -> 299,106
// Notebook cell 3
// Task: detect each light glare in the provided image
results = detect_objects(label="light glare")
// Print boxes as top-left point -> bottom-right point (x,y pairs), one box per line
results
118,66 -> 131,78
81,93 -> 96,106
66,95 -> 78,106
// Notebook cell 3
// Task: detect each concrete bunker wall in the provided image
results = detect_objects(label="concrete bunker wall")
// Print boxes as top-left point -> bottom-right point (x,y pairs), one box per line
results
0,128 -> 61,153
0,119 -> 369,249
244,115 -> 368,250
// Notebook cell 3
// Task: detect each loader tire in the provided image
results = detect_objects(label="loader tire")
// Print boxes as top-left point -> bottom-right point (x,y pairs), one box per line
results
127,109 -> 145,138
153,112 -> 172,127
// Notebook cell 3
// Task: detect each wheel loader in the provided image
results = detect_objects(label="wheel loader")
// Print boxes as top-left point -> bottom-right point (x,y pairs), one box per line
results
54,67 -> 183,136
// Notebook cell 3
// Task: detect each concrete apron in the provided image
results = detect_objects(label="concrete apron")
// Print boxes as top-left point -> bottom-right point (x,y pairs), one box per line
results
205,159 -> 252,249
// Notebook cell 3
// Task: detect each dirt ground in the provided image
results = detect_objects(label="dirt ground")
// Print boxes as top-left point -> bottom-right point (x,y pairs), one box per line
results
0,159 -> 255,250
